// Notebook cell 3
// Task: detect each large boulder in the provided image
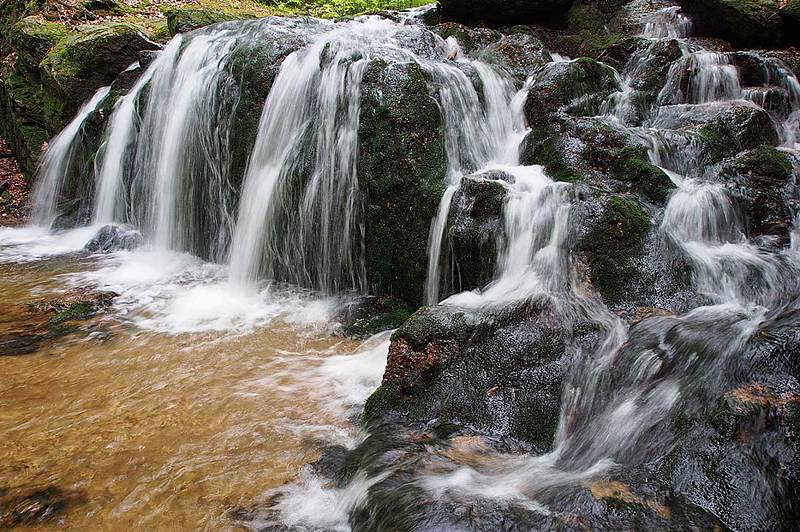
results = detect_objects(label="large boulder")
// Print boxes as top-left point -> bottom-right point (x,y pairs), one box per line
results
678,0 -> 799,48
363,301 -> 600,451
359,60 -> 447,307
438,0 -> 575,27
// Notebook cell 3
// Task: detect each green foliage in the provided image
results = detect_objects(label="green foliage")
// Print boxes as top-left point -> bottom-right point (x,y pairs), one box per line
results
270,0 -> 432,18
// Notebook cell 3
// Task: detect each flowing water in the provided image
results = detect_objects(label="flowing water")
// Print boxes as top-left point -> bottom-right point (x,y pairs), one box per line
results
5,2 -> 800,529
0,227 -> 390,529
29,86 -> 110,227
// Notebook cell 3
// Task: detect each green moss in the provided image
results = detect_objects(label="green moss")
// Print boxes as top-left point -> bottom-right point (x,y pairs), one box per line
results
343,297 -> 413,338
10,16 -> 68,68
612,145 -> 674,204
45,301 -> 95,326
18,124 -> 47,155
522,125 -> 581,183
724,145 -> 793,183
165,7 -> 258,35
582,195 -> 651,305
698,105 -> 780,164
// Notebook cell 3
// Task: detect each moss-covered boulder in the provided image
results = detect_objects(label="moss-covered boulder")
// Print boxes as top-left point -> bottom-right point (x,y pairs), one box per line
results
165,7 -> 260,36
359,60 -> 447,307
481,32 -> 552,80
695,102 -> 781,164
525,58 -> 620,125
363,302 -> 600,451
39,22 -> 159,130
433,22 -> 502,53
9,16 -> 68,70
580,195 -> 651,305
611,145 -> 674,204
678,0 -> 799,48
721,146 -> 795,245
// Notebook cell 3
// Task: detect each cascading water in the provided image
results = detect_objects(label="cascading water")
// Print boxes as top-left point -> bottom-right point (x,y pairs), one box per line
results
29,86 -> 110,227
423,42 -> 529,304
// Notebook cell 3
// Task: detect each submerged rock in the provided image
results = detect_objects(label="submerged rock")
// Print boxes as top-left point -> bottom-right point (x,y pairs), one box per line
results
0,486 -> 84,528
84,224 -> 143,253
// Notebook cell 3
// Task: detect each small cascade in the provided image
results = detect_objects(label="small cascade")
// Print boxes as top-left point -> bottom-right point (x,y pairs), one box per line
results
422,44 -> 529,304
227,18 -> 433,292
29,86 -> 110,227
686,51 -> 742,104
93,63 -> 155,225
444,166 -> 572,307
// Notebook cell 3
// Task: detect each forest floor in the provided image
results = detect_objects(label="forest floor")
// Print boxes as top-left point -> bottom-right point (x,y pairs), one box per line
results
0,137 -> 28,226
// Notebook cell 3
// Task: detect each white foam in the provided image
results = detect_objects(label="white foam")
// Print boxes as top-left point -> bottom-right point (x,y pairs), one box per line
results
0,225 -> 100,263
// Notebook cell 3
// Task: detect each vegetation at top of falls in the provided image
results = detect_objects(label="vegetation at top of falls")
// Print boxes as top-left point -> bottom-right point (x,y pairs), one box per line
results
678,0 -> 800,48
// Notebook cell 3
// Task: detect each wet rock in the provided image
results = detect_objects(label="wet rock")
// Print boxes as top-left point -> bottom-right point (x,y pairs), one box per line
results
433,22 -> 502,54
359,60 -> 447,307
721,146 -> 795,245
337,295 -> 412,338
481,33 -> 552,80
438,0 -> 574,27
30,288 -> 118,328
364,302 -> 600,451
446,172 -> 509,293
84,224 -> 143,253
525,58 -> 620,124
579,195 -> 651,306
693,102 -> 781,164
611,144 -> 675,204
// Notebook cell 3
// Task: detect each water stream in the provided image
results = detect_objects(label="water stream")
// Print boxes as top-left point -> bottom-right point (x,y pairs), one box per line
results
4,2 -> 800,529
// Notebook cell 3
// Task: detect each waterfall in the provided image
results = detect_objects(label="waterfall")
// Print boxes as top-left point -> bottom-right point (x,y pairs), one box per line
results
422,44 -> 528,305
93,63 -> 157,225
227,18 -> 430,292
29,86 -> 110,227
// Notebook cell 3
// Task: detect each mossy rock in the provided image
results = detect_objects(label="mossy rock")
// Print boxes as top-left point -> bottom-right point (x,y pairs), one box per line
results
39,22 -> 159,129
611,145 -> 674,204
165,7 -> 260,36
339,296 -> 412,338
525,58 -> 619,125
520,125 -> 582,183
359,60 -> 447,307
697,102 -> 780,165
364,302 -> 598,451
434,22 -> 501,53
481,32 -> 552,80
447,173 -> 508,293
9,16 -> 68,70
580,195 -> 651,305
721,146 -> 795,244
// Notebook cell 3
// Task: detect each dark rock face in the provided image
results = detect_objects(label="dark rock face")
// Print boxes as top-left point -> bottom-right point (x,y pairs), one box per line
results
438,0 -> 575,27
359,60 -> 447,307
721,146 -> 796,245
678,0 -> 799,49
363,302 -> 600,452
84,224 -> 144,252
446,171 -> 509,294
